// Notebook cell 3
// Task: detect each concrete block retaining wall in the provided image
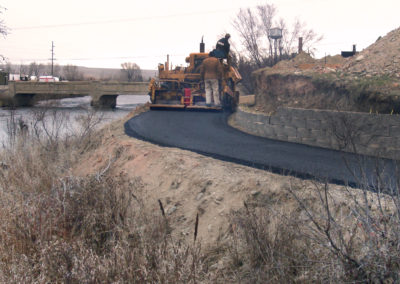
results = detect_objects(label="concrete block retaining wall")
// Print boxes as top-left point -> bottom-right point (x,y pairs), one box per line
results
230,106 -> 400,160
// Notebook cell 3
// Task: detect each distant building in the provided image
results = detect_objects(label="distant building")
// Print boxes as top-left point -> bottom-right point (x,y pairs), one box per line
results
9,74 -> 29,81
341,45 -> 357,58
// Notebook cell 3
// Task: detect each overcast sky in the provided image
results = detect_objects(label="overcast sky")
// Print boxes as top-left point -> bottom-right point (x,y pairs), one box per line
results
1,0 -> 399,70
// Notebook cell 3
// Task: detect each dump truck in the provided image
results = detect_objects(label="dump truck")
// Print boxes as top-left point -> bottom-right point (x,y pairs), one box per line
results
148,39 -> 241,111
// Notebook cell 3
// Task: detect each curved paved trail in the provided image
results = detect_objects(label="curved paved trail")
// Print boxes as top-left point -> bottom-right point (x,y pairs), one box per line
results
124,110 -> 396,187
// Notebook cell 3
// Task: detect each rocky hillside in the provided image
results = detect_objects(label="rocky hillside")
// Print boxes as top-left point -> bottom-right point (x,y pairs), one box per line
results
251,27 -> 400,114
342,27 -> 400,77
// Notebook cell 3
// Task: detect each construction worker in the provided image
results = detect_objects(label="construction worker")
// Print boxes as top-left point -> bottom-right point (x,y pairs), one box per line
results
200,54 -> 223,107
215,33 -> 231,59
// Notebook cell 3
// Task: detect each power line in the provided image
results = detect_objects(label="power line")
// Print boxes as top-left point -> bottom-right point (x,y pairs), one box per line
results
66,54 -> 187,61
3,53 -> 187,63
11,8 -> 237,31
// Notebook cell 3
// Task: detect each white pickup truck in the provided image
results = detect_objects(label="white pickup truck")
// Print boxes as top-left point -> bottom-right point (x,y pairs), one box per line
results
38,76 -> 60,82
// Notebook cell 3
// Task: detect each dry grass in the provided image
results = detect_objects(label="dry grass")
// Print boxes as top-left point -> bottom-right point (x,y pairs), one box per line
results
0,171 -> 206,282
0,108 -> 207,283
222,179 -> 400,283
1,106 -> 400,282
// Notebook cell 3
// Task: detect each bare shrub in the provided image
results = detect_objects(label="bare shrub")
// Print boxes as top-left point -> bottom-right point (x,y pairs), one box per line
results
0,105 -> 105,195
286,179 -> 400,282
226,193 -> 343,283
223,170 -> 400,283
28,103 -> 103,154
4,108 -> 26,149
0,168 -> 207,282
0,108 -> 208,283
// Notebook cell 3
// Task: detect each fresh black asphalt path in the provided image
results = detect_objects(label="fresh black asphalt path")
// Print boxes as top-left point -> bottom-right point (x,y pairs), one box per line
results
124,110 -> 397,187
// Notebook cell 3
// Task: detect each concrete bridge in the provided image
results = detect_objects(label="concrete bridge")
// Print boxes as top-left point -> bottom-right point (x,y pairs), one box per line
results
0,81 -> 149,108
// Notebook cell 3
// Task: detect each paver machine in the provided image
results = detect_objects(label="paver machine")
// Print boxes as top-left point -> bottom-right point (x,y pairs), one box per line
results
148,38 -> 241,111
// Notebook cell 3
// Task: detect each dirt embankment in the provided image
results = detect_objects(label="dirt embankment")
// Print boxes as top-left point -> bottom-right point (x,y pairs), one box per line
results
252,72 -> 400,114
251,73 -> 350,113
73,106 -> 344,245
251,27 -> 400,114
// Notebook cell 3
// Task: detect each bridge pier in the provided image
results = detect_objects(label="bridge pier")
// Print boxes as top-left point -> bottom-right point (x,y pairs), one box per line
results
2,82 -> 37,107
14,93 -> 36,107
91,95 -> 118,108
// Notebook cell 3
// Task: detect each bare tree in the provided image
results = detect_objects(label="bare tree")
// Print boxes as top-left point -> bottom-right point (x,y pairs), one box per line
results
18,64 -> 28,75
45,63 -> 60,77
280,18 -> 323,56
0,6 -> 9,62
232,8 -> 264,67
100,73 -> 112,81
232,3 -> 323,65
0,6 -> 7,35
257,3 -> 277,62
121,62 -> 142,82
2,62 -> 14,73
62,64 -> 83,81
28,62 -> 44,77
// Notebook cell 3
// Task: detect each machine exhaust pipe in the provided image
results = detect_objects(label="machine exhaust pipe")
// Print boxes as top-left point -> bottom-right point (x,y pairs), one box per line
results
200,36 -> 205,53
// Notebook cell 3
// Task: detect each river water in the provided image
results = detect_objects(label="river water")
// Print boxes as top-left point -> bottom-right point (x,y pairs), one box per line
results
0,94 -> 150,147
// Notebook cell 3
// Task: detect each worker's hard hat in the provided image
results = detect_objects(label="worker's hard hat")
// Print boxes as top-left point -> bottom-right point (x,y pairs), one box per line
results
225,33 -> 231,39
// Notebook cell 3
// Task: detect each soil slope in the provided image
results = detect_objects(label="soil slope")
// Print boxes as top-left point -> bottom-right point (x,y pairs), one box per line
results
74,106 -> 344,245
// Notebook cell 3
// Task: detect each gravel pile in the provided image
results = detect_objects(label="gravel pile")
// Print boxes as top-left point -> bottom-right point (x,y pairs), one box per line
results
341,27 -> 400,78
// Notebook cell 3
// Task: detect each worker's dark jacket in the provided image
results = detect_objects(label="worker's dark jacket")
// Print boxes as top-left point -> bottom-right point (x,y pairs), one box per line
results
200,57 -> 223,80
216,37 -> 230,57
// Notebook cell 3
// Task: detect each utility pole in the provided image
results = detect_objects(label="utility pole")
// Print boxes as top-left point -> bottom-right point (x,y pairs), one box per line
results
50,41 -> 55,76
